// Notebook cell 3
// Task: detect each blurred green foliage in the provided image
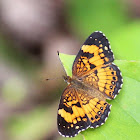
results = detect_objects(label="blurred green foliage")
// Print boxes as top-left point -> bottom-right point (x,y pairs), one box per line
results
110,21 -> 140,61
67,0 -> 128,37
8,106 -> 54,140
0,34 -> 39,76
2,77 -> 26,105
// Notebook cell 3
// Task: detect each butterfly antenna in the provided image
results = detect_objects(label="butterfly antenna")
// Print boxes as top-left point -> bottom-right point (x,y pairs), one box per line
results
57,50 -> 59,56
46,76 -> 62,81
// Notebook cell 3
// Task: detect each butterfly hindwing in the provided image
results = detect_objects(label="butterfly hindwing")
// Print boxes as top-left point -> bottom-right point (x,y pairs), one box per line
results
57,85 -> 90,137
97,64 -> 123,99
81,63 -> 123,99
77,89 -> 111,128
72,31 -> 114,77
57,85 -> 111,137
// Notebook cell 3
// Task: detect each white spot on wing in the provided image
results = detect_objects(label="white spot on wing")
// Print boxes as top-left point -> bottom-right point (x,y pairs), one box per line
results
104,46 -> 108,50
96,125 -> 99,128
105,117 -> 108,122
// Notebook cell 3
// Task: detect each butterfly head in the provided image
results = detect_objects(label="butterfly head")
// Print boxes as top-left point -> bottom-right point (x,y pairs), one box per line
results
63,75 -> 71,84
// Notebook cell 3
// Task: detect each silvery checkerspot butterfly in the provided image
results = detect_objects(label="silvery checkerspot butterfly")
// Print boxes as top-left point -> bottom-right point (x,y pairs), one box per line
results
57,31 -> 123,137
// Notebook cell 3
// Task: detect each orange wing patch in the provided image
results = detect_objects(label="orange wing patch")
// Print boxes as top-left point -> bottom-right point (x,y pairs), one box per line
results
82,45 -> 99,53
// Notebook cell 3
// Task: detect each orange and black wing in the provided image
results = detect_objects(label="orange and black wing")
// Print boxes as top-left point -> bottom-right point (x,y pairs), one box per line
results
57,85 -> 111,137
82,64 -> 123,99
57,85 -> 90,137
77,89 -> 111,128
72,31 -> 123,99
72,31 -> 114,77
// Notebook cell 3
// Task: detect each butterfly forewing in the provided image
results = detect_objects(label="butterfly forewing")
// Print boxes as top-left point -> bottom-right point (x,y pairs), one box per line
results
72,31 -> 114,77
72,31 -> 123,99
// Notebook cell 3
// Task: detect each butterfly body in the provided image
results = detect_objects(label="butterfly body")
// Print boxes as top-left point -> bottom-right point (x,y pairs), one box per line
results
57,31 -> 123,137
63,75 -> 107,102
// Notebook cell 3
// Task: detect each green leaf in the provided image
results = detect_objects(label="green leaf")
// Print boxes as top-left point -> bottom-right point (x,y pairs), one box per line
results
59,53 -> 140,140
115,60 -> 140,82
59,53 -> 76,77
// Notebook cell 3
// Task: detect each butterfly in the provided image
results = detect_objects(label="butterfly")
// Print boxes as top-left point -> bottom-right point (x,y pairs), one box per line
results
57,31 -> 123,137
